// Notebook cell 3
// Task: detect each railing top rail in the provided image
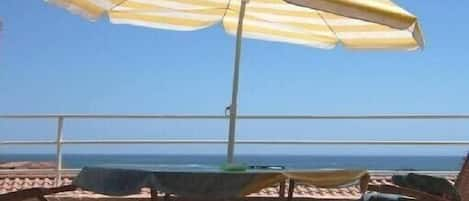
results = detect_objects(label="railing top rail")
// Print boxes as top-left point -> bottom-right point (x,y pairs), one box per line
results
2,114 -> 469,119
3,139 -> 469,145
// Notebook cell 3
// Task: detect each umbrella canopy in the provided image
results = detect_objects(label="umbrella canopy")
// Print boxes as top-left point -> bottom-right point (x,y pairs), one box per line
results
46,0 -> 424,164
47,0 -> 423,49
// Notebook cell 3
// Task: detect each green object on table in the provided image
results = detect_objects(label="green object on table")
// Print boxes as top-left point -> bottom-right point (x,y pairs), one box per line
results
220,163 -> 248,172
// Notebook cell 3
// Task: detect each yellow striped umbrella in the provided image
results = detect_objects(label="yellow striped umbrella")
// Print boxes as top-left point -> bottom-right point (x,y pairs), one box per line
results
46,0 -> 424,163
47,0 -> 423,49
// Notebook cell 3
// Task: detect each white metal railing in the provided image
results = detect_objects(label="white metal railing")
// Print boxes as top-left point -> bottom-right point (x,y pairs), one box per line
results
1,114 -> 469,186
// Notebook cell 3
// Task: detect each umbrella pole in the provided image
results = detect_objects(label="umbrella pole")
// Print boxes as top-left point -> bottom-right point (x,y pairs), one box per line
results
227,0 -> 248,164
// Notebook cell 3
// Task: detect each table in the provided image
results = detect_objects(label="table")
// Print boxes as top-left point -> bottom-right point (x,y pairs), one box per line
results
72,165 -> 369,200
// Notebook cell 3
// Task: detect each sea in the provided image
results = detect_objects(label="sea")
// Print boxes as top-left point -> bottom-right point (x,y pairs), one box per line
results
0,154 -> 465,171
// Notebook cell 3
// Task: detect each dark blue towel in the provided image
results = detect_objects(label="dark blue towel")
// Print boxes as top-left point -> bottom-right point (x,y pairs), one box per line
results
360,192 -> 409,201
392,173 -> 460,201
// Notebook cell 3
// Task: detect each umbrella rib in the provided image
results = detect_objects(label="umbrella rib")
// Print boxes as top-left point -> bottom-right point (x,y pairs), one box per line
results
317,11 -> 342,46
108,0 -> 128,12
221,0 -> 234,23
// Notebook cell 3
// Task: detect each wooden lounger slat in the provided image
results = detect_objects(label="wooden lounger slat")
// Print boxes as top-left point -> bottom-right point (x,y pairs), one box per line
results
0,185 -> 76,201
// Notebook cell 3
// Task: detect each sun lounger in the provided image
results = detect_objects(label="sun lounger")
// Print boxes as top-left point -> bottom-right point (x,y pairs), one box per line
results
455,153 -> 469,201
368,153 -> 469,201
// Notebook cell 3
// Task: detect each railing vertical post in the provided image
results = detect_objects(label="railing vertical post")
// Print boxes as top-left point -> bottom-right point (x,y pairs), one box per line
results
55,116 -> 64,186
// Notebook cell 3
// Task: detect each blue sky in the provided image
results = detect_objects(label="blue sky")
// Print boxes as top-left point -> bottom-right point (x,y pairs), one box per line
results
1,1 -> 468,156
